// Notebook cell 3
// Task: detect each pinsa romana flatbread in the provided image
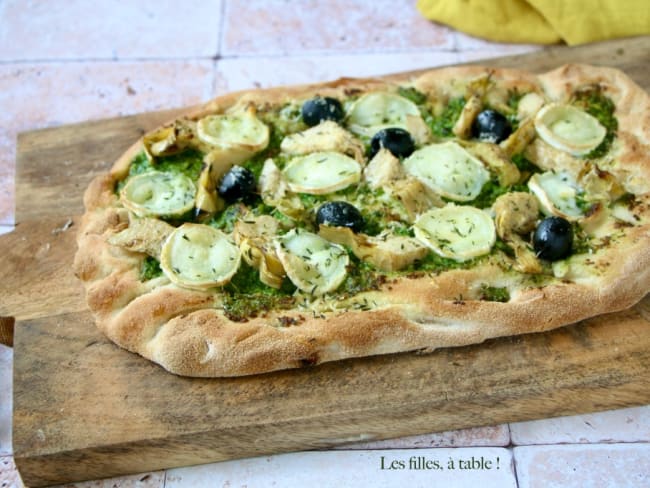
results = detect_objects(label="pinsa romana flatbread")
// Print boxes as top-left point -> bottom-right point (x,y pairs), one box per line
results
74,64 -> 650,377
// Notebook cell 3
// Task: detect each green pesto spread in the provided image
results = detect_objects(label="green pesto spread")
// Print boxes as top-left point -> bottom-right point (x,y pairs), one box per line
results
116,149 -> 204,194
221,262 -> 296,322
207,203 -> 248,233
426,97 -> 465,138
571,223 -> 594,255
571,89 -> 617,159
511,153 -> 538,174
479,284 -> 510,302
140,256 -> 163,281
467,180 -> 528,209
338,255 -> 386,298
397,86 -> 428,105
505,89 -> 524,130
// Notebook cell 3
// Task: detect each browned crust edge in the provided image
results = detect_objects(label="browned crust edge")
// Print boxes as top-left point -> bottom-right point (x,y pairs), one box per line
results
74,64 -> 650,377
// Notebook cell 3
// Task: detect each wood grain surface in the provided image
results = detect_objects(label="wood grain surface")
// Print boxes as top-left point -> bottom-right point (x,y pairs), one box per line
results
2,37 -> 650,487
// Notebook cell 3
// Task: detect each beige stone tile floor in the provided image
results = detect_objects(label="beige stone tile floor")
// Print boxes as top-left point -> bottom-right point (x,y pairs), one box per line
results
0,1 -> 648,486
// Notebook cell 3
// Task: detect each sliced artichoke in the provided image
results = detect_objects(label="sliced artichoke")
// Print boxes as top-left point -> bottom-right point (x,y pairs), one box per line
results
240,239 -> 286,289
610,201 -> 641,226
282,151 -> 361,195
517,92 -> 545,120
500,116 -> 538,158
233,215 -> 286,289
452,94 -> 483,139
194,164 -> 221,217
233,214 -> 282,242
578,163 -> 625,203
107,216 -> 175,258
143,126 -> 179,158
258,158 -> 304,219
403,142 -> 490,202
120,171 -> 196,218
346,92 -> 425,141
280,121 -> 365,163
197,107 -> 270,152
492,192 -> 542,274
465,73 -> 492,98
160,223 -> 241,290
363,148 -> 403,189
528,170 -> 584,221
275,229 -> 349,295
194,146 -> 252,217
143,119 -> 197,159
404,113 -> 432,145
319,225 -> 428,272
534,104 -> 606,156
385,177 -> 443,222
465,142 -> 521,187
493,192 -> 539,238
414,204 -> 496,261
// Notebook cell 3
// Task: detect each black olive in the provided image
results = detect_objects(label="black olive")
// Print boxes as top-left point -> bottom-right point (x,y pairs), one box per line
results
369,128 -> 415,159
471,109 -> 512,143
218,166 -> 256,202
316,201 -> 364,233
301,97 -> 344,126
533,216 -> 573,261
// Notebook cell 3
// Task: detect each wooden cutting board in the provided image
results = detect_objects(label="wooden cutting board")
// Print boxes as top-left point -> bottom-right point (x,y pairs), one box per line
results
3,37 -> 650,487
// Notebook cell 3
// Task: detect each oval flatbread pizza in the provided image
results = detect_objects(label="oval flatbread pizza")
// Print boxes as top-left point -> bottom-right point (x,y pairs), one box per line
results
74,64 -> 650,377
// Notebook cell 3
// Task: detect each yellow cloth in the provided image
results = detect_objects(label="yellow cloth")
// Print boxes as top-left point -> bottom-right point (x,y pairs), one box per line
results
416,0 -> 650,45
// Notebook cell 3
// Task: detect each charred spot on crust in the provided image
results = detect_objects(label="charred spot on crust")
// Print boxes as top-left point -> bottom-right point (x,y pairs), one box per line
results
614,220 -> 634,229
344,88 -> 363,97
277,316 -> 300,327
299,353 -> 319,367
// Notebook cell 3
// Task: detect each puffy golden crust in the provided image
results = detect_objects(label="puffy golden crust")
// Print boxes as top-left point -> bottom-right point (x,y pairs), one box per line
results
75,64 -> 650,377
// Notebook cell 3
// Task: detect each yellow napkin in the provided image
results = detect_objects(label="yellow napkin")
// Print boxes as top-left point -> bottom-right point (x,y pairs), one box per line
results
417,0 -> 650,45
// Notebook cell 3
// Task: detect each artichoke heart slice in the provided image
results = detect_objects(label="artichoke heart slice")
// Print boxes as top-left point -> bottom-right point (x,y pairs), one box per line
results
346,92 -> 423,139
120,171 -> 196,218
280,120 -> 365,163
403,142 -> 490,202
196,109 -> 269,152
142,119 -> 196,159
414,204 -> 496,261
534,104 -> 606,156
282,151 -> 361,195
274,229 -> 349,296
143,125 -> 178,158
233,215 -> 286,289
528,170 -> 584,221
319,225 -> 428,272
108,216 -> 175,258
160,223 -> 241,290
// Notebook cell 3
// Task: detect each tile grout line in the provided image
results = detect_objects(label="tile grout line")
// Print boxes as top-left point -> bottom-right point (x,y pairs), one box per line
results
507,439 -> 650,447
0,56 -> 214,64
451,30 -> 460,52
0,46 -> 522,65
506,422 -> 520,488
217,0 -> 228,57
510,446 -> 521,488
506,422 -> 513,443
209,0 -> 229,98
210,58 -> 219,98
